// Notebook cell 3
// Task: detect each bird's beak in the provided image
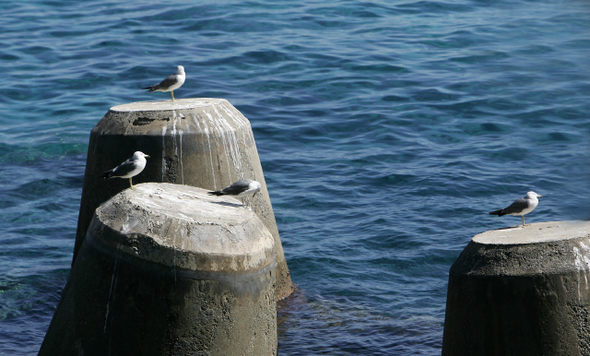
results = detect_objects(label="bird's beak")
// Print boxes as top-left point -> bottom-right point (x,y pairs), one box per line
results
538,194 -> 543,198
145,155 -> 151,158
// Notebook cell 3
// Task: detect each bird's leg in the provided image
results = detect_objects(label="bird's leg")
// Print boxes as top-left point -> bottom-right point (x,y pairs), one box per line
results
129,177 -> 135,190
171,91 -> 175,101
521,215 -> 525,226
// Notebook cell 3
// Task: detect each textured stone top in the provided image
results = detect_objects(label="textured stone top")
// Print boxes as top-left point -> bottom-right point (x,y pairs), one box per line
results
110,98 -> 230,112
89,182 -> 275,272
473,220 -> 590,245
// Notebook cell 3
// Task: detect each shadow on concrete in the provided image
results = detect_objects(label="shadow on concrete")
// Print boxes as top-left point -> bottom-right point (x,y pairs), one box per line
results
210,201 -> 244,208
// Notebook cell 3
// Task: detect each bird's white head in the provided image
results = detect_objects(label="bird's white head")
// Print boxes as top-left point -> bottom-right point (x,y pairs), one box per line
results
133,151 -> 150,159
251,180 -> 262,197
177,65 -> 185,75
526,191 -> 542,199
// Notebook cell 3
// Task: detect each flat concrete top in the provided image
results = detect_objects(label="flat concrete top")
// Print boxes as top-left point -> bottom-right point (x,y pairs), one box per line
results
473,220 -> 590,245
93,182 -> 274,271
110,98 -> 229,112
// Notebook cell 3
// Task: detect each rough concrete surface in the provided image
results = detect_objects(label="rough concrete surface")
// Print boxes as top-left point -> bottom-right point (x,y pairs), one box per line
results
473,220 -> 590,245
443,220 -> 590,356
92,183 -> 275,272
75,98 -> 293,299
40,183 -> 277,356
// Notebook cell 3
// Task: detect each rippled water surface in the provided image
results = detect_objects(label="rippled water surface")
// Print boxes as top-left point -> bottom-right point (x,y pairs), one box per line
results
1,0 -> 590,354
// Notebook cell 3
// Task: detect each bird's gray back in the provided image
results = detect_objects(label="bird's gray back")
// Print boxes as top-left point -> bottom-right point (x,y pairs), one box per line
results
157,74 -> 179,89
112,159 -> 138,176
504,197 -> 531,214
222,179 -> 251,194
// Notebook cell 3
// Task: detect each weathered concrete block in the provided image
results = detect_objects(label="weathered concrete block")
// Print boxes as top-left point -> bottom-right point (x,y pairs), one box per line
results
443,220 -> 590,356
75,98 -> 293,300
41,183 -> 277,356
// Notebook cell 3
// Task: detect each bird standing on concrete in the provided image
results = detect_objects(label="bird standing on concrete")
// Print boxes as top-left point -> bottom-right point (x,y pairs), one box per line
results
143,65 -> 185,101
489,191 -> 543,226
208,179 -> 262,205
102,151 -> 150,190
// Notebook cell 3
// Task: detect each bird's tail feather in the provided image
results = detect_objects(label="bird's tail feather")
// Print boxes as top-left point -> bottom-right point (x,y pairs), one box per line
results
208,191 -> 224,196
489,209 -> 505,216
142,86 -> 156,92
100,170 -> 113,179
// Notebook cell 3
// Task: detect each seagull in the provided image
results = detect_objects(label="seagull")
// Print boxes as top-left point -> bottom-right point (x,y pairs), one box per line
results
489,191 -> 543,226
101,151 -> 150,189
208,179 -> 262,205
143,65 -> 185,101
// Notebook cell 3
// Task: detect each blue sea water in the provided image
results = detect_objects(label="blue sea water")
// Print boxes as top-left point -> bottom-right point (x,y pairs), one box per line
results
1,0 -> 589,354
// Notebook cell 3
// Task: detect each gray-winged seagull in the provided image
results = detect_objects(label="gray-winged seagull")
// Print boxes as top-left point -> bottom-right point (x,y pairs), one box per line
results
489,191 -> 543,226
102,151 -> 150,189
143,65 -> 185,101
208,179 -> 262,205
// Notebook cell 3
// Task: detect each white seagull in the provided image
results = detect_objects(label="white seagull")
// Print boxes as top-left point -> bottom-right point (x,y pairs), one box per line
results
102,151 -> 150,189
208,179 -> 262,205
489,191 -> 543,226
143,65 -> 185,101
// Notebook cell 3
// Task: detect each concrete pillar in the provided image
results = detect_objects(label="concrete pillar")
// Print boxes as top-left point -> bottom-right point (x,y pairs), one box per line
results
442,220 -> 590,356
40,183 -> 277,356
74,98 -> 293,300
